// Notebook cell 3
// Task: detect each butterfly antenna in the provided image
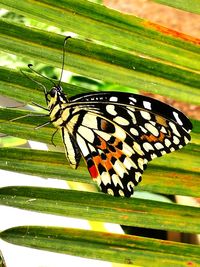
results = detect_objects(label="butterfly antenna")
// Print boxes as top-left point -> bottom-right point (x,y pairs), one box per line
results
57,36 -> 71,88
28,63 -> 58,89
20,68 -> 48,96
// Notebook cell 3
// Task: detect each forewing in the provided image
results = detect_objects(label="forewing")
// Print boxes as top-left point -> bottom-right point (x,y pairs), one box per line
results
70,91 -> 192,133
69,92 -> 192,162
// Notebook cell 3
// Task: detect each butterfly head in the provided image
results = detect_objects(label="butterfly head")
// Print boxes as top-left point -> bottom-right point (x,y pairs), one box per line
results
46,85 -> 68,110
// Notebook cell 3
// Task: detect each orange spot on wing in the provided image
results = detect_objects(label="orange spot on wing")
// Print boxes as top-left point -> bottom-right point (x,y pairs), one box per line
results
104,158 -> 113,171
156,115 -> 167,127
112,139 -> 121,146
96,137 -> 107,150
143,21 -> 200,45
114,149 -> 123,158
93,155 -> 101,165
141,131 -> 165,142
100,119 -> 109,131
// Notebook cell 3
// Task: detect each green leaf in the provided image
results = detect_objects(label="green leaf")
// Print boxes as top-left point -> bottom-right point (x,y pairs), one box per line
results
1,226 -> 200,266
152,0 -> 200,14
0,186 -> 200,234
2,0 -> 200,54
0,18 -> 200,104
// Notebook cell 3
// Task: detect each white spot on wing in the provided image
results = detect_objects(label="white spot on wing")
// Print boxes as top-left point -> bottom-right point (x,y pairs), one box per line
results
169,122 -> 181,137
184,136 -> 190,144
149,121 -> 156,126
129,97 -> 137,103
143,101 -> 152,110
113,160 -> 128,178
155,142 -> 164,150
78,125 -> 95,143
94,129 -> 110,141
143,142 -> 154,152
107,188 -> 114,195
133,142 -> 144,156
106,104 -> 117,116
135,172 -> 141,182
140,111 -> 151,120
130,128 -> 139,136
118,190 -> 125,196
114,116 -> 129,126
122,142 -> 135,157
82,114 -> 97,129
127,107 -> 135,112
138,158 -> 144,170
123,157 -> 137,169
101,172 -> 111,185
127,181 -> 134,191
151,153 -> 157,159
127,109 -> 136,124
173,136 -> 180,145
160,126 -> 167,134
173,111 -> 183,125
109,96 -> 118,102
112,174 -> 123,188
88,143 -> 96,153
145,123 -> 159,137
114,126 -> 126,141
165,138 -> 171,147
139,126 -> 147,133
76,134 -> 89,157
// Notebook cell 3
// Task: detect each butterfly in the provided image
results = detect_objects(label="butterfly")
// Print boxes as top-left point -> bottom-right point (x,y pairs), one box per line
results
28,37 -> 193,197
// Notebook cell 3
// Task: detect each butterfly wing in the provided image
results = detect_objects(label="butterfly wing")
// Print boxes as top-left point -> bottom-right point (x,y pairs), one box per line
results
61,127 -> 81,169
62,92 -> 192,197
72,112 -> 145,197
70,91 -> 192,134
69,91 -> 192,160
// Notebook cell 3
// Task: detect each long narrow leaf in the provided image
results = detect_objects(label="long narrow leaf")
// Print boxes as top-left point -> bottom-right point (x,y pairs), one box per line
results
2,0 -> 200,56
0,186 -> 200,234
152,0 -> 200,14
1,20 -> 200,103
1,226 -> 200,266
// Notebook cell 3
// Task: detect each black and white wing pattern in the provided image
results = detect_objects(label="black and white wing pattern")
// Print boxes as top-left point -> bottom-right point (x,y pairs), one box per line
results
58,92 -> 192,197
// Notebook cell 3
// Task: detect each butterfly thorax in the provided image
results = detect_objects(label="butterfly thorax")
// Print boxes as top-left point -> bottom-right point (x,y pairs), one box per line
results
47,86 -> 69,128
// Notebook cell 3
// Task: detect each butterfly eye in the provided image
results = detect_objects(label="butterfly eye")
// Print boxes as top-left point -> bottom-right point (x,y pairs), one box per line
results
49,88 -> 57,97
